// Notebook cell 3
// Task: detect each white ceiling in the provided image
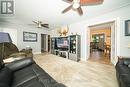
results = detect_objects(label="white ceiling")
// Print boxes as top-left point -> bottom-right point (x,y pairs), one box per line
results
13,0 -> 130,27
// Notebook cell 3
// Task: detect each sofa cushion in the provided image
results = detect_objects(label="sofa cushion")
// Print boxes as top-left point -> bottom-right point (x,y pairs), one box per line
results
11,64 -> 54,87
0,67 -> 12,87
12,64 -> 56,87
15,77 -> 45,87
120,75 -> 130,87
6,57 -> 35,72
11,64 -> 38,87
116,58 -> 130,87
116,62 -> 130,74
11,64 -> 66,87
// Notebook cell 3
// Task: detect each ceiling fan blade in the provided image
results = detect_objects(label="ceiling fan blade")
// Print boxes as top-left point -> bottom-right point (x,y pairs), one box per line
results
41,24 -> 48,27
62,0 -> 73,3
32,21 -> 38,25
41,24 -> 49,28
62,5 -> 73,13
42,25 -> 49,28
41,24 -> 48,25
80,0 -> 104,5
77,7 -> 83,16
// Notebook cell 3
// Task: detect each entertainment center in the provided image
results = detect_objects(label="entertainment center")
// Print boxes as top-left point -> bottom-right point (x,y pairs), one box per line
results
51,35 -> 80,62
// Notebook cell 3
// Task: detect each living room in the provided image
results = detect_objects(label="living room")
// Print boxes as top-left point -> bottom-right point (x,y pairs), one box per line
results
0,0 -> 130,87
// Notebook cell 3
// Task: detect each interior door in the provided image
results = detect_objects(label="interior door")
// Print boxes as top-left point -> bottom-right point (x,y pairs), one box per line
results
41,34 -> 46,52
41,34 -> 50,53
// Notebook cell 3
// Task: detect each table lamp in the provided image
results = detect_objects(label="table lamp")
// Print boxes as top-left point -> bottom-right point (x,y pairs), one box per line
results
0,32 -> 12,64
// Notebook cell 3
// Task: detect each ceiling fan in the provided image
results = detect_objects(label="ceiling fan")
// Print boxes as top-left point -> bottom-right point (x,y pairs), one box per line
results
32,21 -> 49,28
62,0 -> 104,16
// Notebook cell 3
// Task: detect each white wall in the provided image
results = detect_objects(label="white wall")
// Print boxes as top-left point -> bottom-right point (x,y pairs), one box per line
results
17,26 -> 51,53
0,4 -> 130,63
69,4 -> 130,61
51,4 -> 130,63
0,19 -> 51,53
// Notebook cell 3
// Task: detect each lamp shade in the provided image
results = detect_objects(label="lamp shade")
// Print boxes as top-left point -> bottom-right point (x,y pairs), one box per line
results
0,32 -> 12,43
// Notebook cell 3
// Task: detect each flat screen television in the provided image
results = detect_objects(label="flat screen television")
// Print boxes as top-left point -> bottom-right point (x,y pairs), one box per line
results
56,37 -> 69,50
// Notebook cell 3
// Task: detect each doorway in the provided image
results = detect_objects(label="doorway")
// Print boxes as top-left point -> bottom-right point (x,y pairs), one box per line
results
41,34 -> 50,53
88,22 -> 115,64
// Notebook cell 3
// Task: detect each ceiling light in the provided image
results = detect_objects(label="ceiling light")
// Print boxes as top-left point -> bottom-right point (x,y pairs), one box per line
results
73,3 -> 80,9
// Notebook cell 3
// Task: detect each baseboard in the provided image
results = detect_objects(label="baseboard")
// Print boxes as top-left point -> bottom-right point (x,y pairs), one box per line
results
80,58 -> 87,61
33,52 -> 41,54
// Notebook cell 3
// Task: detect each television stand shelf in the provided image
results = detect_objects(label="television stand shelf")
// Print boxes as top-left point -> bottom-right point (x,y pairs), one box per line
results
58,50 -> 69,59
51,35 -> 80,62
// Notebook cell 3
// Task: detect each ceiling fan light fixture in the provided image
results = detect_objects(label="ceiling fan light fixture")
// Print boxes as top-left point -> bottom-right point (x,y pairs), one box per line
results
73,3 -> 80,9
38,24 -> 42,28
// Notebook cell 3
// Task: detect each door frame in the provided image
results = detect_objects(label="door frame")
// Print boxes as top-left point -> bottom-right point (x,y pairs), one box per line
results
87,20 -> 118,65
41,34 -> 51,53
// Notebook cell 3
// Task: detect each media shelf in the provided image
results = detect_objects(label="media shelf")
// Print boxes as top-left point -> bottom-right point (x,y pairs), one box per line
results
51,38 -> 56,54
50,35 -> 80,62
69,36 -> 76,54
69,35 -> 80,61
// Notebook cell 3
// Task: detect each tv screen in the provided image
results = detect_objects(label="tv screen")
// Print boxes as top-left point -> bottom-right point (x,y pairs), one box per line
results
56,37 -> 68,49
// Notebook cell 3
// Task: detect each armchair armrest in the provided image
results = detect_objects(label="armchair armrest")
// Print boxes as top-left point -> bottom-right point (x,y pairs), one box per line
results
6,57 -> 35,72
117,56 -> 130,65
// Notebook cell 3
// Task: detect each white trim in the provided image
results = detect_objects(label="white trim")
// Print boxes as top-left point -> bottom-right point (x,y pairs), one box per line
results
80,58 -> 87,61
110,21 -> 116,65
86,18 -> 119,65
33,52 -> 41,54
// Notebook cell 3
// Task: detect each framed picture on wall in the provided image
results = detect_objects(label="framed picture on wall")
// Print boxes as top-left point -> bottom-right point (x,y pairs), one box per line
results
23,32 -> 37,42
125,20 -> 130,36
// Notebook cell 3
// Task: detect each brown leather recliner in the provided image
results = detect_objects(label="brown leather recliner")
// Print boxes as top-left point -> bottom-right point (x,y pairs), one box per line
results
0,42 -> 33,59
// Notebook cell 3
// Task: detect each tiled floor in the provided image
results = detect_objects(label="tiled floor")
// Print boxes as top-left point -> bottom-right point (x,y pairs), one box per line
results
34,54 -> 118,87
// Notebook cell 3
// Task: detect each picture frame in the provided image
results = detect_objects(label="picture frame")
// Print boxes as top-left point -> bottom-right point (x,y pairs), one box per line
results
125,20 -> 130,36
23,32 -> 37,42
